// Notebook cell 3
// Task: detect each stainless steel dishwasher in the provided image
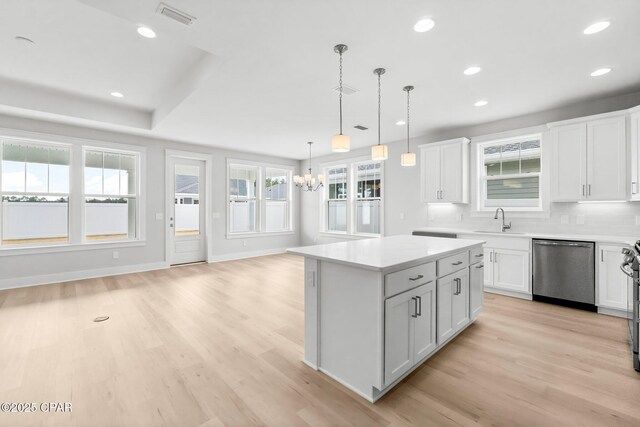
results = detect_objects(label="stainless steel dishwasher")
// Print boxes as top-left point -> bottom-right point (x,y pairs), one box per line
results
532,239 -> 596,311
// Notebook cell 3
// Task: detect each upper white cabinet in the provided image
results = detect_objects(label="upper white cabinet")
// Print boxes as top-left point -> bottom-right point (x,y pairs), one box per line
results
419,138 -> 470,204
550,114 -> 627,202
630,108 -> 640,200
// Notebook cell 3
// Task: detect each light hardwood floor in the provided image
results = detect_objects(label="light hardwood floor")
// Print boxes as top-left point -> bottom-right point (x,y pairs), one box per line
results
0,253 -> 638,426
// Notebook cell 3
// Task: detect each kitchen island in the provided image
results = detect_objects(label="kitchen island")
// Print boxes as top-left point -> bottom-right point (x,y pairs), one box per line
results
287,235 -> 485,402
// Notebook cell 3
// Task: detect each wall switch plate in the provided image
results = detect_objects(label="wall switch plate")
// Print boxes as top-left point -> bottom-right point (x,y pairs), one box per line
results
242,240 -> 247,247
399,212 -> 405,220
560,215 -> 569,225
155,213 -> 163,220
576,215 -> 585,225
112,251 -> 119,259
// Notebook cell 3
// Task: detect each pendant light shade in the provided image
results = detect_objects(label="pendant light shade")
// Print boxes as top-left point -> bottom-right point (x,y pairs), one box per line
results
331,134 -> 350,153
332,44 -> 350,153
401,85 -> 416,166
371,67 -> 388,161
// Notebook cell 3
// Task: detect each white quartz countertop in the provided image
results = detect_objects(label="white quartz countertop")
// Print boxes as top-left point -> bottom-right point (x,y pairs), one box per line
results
413,227 -> 635,246
287,235 -> 484,271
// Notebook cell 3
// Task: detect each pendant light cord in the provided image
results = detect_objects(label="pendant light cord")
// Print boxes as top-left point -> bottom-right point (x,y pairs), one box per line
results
377,72 -> 381,146
339,52 -> 343,135
406,88 -> 410,153
308,142 -> 312,174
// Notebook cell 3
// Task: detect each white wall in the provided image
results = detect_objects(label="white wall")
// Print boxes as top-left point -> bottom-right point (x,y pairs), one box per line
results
0,114 -> 301,287
301,90 -> 640,245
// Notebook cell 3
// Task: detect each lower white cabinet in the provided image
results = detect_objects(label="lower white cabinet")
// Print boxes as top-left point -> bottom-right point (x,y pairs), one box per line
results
384,281 -> 436,385
483,247 -> 530,294
598,244 -> 631,312
437,269 -> 469,343
470,261 -> 484,319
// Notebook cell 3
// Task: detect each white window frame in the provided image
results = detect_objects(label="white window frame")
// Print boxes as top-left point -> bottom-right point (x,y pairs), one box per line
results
226,159 -> 295,238
476,133 -> 544,213
0,127 -> 146,256
320,156 -> 385,237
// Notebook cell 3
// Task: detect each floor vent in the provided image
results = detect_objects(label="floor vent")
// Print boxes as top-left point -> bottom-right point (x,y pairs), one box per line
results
157,3 -> 197,26
333,84 -> 358,95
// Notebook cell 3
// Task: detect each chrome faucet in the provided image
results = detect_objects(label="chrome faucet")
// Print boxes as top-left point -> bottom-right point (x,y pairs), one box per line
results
494,208 -> 512,232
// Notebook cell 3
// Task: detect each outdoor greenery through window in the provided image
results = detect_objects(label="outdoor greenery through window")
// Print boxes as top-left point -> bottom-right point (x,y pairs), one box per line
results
479,135 -> 541,210
323,159 -> 383,235
1,140 -> 70,245
228,161 -> 293,235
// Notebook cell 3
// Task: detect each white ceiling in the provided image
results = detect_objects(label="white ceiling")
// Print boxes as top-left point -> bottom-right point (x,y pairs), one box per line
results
0,0 -> 639,159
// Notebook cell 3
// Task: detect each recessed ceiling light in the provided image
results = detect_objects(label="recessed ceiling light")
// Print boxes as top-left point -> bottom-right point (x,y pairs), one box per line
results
110,92 -> 124,98
414,18 -> 435,33
583,21 -> 610,35
137,26 -> 156,38
15,36 -> 35,45
590,68 -> 611,77
474,100 -> 488,107
463,66 -> 481,76
396,120 -> 406,126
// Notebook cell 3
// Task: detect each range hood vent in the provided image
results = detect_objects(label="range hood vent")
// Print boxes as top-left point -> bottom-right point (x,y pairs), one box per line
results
156,3 -> 197,26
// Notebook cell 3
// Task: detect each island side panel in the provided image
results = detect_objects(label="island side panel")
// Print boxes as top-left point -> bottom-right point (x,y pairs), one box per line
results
319,260 -> 384,401
304,257 -> 319,369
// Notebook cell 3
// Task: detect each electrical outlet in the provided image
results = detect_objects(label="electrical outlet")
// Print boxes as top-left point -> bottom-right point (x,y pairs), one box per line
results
399,212 -> 406,220
560,215 -> 569,225
576,215 -> 585,225
112,251 -> 119,259
212,212 -> 221,219
242,240 -> 247,247
155,213 -> 163,220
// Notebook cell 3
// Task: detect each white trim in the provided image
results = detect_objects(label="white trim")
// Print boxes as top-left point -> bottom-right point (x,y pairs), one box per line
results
547,109 -> 628,128
225,230 -> 295,239
418,137 -> 470,149
318,232 -> 379,240
0,239 -> 146,257
597,306 -> 631,319
484,287 -> 532,300
207,247 -> 287,263
0,261 -> 168,291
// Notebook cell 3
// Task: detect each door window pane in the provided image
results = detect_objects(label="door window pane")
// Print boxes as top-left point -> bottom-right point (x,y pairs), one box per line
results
175,164 -> 200,236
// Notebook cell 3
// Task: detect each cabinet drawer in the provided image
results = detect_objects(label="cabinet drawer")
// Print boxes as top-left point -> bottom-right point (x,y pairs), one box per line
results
469,246 -> 484,264
385,262 -> 436,298
437,251 -> 469,277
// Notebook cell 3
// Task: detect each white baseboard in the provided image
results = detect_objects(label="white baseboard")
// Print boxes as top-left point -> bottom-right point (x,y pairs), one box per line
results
484,287 -> 533,300
598,306 -> 631,319
0,261 -> 169,291
207,247 -> 287,263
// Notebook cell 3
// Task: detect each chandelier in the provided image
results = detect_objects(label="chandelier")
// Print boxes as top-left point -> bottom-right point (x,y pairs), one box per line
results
294,142 -> 324,191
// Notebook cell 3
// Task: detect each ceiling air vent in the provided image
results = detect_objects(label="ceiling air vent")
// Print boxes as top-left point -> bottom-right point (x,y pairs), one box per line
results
354,125 -> 368,130
156,3 -> 197,26
333,84 -> 358,96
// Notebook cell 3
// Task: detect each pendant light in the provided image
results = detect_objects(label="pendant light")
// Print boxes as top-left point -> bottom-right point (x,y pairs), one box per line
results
331,44 -> 350,152
371,68 -> 388,160
294,142 -> 325,191
401,85 -> 416,166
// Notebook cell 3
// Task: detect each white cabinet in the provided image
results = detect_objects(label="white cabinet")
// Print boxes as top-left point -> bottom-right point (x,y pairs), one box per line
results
630,109 -> 640,200
597,244 -> 631,312
437,269 -> 469,343
384,281 -> 436,386
419,138 -> 469,204
550,115 -> 627,202
470,259 -> 484,320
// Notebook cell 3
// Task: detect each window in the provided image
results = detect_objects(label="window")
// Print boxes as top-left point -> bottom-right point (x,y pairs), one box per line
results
227,161 -> 293,235
478,135 -> 541,210
323,159 -> 383,236
84,149 -> 139,241
1,140 -> 70,245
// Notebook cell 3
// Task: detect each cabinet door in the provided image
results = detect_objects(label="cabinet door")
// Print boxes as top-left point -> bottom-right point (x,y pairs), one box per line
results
598,245 -> 630,311
587,116 -> 627,201
421,146 -> 441,202
452,270 -> 470,330
437,274 -> 455,343
413,282 -> 437,362
440,143 -> 462,203
384,290 -> 415,385
551,123 -> 587,202
493,249 -> 530,293
470,263 -> 484,319
483,248 -> 494,288
631,112 -> 640,200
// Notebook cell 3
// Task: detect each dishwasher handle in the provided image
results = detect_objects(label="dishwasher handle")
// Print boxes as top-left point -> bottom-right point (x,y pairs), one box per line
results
533,240 -> 593,248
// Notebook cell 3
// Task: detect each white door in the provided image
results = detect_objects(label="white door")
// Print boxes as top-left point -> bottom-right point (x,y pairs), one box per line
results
551,123 -> 587,202
452,270 -> 470,330
413,282 -> 437,362
384,290 -> 415,386
470,262 -> 484,319
440,142 -> 462,203
169,158 -> 206,265
437,274 -> 455,343
587,116 -> 627,201
598,244 -> 630,311
493,249 -> 529,293
421,146 -> 441,202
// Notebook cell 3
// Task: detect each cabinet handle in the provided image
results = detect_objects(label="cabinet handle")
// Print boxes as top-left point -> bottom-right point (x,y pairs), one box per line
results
440,190 -> 444,200
453,278 -> 461,295
601,249 -> 604,262
474,253 -> 484,258
416,296 -> 422,316
633,182 -> 638,194
452,261 -> 463,266
489,252 -> 493,262
435,190 -> 439,200
494,253 -> 498,263
411,297 -> 418,318
588,184 -> 591,196
475,264 -> 484,269
582,184 -> 585,196
409,274 -> 424,281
